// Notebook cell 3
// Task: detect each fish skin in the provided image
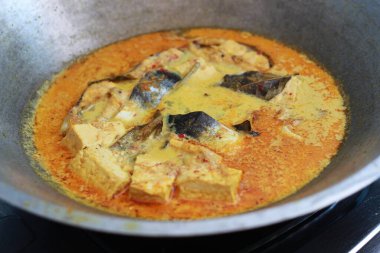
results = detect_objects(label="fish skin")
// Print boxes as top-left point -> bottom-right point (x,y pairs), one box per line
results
130,69 -> 182,108
220,71 -> 291,100
110,112 -> 164,169
168,111 -> 221,139
233,120 -> 260,136
112,112 -> 163,151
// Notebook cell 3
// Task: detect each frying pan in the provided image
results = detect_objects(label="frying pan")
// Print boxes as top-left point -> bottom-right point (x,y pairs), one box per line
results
0,0 -> 379,236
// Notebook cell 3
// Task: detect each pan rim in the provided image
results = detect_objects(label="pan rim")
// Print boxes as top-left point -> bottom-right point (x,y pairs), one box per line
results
0,155 -> 379,237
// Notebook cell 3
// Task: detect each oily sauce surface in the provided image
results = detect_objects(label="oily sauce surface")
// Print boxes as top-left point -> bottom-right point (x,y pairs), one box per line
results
33,28 -> 346,219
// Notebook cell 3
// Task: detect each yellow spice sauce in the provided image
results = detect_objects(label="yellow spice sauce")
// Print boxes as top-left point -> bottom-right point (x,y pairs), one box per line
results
33,28 -> 346,219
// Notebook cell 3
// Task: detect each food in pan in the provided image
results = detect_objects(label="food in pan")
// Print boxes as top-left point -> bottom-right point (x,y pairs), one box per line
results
32,28 -> 347,219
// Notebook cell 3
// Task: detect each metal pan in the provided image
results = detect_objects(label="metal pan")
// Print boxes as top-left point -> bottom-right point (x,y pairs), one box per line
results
0,0 -> 379,236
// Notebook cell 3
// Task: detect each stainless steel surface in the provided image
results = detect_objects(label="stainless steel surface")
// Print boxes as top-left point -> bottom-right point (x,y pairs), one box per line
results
0,0 -> 379,236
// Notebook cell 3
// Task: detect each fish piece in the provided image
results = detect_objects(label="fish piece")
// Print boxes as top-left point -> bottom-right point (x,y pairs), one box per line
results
113,113 -> 163,150
86,47 -> 186,86
129,155 -> 178,204
128,48 -> 186,79
63,49 -> 190,133
61,80 -> 132,134
61,48 -> 184,133
70,146 -> 131,198
167,111 -> 240,150
62,121 -> 126,154
111,113 -> 163,167
130,69 -> 182,108
220,71 -> 291,100
233,120 -> 260,136
189,38 -> 271,71
168,111 -> 219,139
114,69 -> 181,128
89,48 -> 186,83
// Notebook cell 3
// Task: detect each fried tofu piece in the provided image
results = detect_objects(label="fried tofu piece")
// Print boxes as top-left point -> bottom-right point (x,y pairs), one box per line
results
62,124 -> 99,153
169,138 -> 222,168
70,146 -> 130,198
129,155 -> 178,204
170,137 -> 242,203
62,121 -> 126,154
92,121 -> 127,146
176,166 -> 242,203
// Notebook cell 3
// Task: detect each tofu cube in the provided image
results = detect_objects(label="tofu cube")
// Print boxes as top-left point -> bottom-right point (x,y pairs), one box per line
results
176,167 -> 242,203
169,138 -> 223,168
70,146 -> 130,198
62,124 -> 98,154
129,155 -> 177,204
62,121 -> 125,154
95,121 -> 126,146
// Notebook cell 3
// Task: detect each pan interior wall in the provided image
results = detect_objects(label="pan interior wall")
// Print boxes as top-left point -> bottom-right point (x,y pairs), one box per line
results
0,0 -> 378,233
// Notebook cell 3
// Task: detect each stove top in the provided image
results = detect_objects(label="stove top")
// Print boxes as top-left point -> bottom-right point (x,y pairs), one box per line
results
1,180 -> 379,253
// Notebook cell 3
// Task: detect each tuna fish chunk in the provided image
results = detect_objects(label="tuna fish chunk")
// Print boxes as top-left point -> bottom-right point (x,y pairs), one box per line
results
220,71 -> 291,100
130,69 -> 182,108
189,38 -> 272,71
168,111 -> 240,150
114,69 -> 181,128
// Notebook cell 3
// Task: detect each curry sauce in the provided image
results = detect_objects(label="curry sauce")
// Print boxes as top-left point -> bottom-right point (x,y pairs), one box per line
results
32,28 -> 346,219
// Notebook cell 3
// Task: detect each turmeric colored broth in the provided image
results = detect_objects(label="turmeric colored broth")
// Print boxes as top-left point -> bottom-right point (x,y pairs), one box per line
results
33,28 -> 346,219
